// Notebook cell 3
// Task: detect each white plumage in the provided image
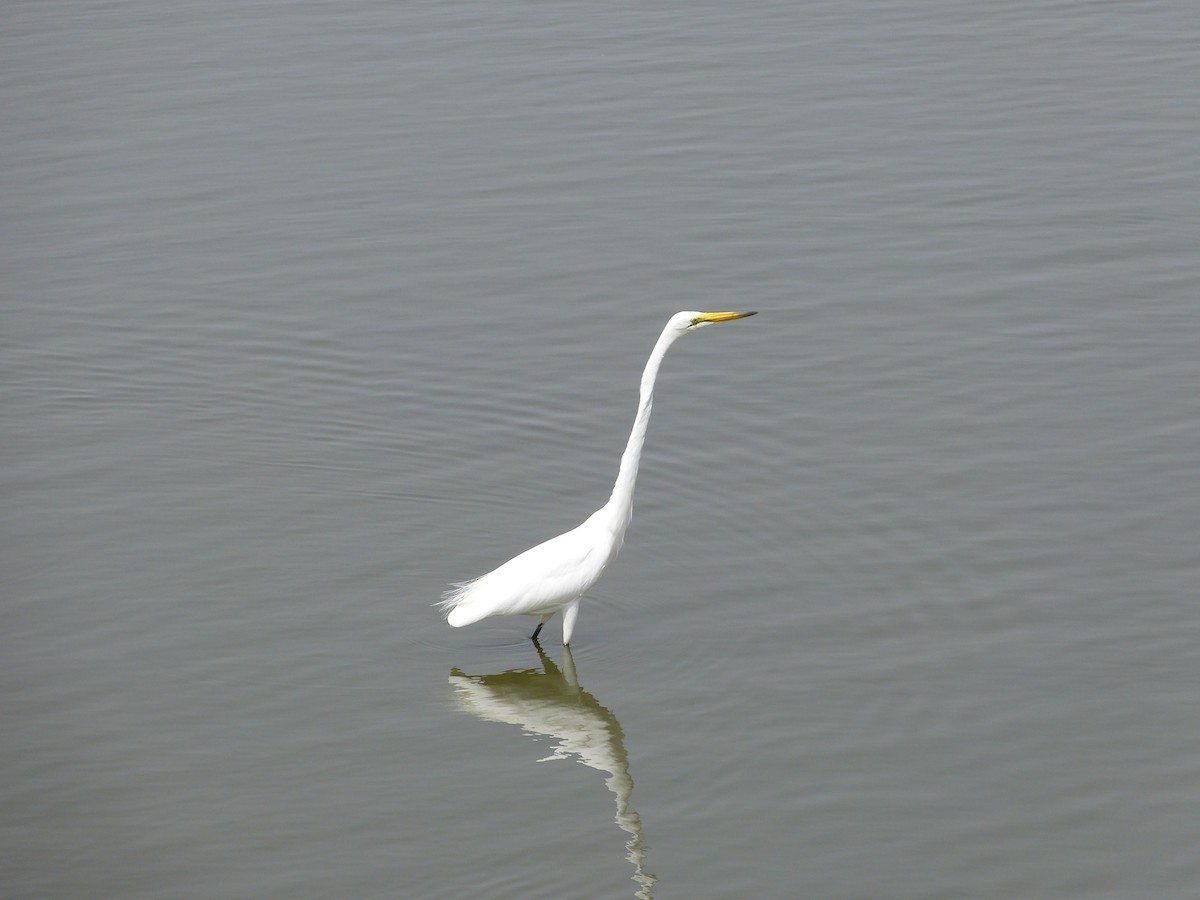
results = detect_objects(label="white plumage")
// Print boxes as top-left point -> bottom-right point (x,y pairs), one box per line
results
438,310 -> 756,645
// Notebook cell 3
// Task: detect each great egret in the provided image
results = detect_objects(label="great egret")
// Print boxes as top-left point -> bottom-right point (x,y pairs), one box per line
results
439,310 -> 756,645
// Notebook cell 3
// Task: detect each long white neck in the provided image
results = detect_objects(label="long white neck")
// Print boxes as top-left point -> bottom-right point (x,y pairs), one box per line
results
599,323 -> 682,536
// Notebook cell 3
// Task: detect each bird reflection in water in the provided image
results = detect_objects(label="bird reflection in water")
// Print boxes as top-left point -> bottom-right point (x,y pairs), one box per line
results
449,644 -> 656,899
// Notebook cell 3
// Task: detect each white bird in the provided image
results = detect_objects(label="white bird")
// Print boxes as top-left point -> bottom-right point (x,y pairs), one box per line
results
438,310 -> 756,645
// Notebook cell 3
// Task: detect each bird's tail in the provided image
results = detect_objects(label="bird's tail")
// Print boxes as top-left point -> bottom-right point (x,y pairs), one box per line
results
437,579 -> 478,627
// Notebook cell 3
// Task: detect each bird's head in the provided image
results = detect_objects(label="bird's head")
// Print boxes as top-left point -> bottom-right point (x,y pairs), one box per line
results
670,310 -> 758,334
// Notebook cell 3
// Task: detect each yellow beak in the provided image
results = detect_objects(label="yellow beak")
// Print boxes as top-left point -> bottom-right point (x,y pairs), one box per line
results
692,311 -> 758,324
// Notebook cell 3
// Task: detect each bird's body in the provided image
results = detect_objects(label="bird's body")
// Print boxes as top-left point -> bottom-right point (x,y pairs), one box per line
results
444,506 -> 620,637
439,310 -> 756,645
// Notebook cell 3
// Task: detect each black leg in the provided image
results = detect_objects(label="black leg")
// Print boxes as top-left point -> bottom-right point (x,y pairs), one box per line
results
531,621 -> 544,642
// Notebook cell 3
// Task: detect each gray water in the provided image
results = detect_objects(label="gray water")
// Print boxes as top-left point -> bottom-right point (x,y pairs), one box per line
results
4,2 -> 1199,897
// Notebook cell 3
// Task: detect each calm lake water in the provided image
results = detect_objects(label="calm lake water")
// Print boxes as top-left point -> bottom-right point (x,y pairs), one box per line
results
4,1 -> 1199,897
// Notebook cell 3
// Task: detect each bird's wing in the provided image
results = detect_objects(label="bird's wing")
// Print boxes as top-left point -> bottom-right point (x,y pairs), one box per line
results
444,523 -> 611,622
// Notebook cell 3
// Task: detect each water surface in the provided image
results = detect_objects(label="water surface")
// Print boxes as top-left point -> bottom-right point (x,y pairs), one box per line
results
4,1 -> 1199,897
